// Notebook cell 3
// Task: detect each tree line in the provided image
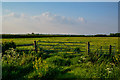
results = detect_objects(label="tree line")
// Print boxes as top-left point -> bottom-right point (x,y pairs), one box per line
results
1,33 -> 120,38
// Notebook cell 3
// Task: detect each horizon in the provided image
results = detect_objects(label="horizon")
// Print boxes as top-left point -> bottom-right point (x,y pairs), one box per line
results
1,2 -> 118,35
1,32 -> 119,35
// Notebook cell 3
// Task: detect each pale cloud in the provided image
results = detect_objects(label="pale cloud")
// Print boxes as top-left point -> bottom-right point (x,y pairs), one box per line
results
2,11 -> 116,35
2,12 -> 87,34
31,12 -> 85,25
3,12 -> 24,18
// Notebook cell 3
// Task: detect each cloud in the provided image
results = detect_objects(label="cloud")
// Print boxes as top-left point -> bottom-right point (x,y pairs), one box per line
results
3,11 -> 116,35
2,12 -> 87,34
31,12 -> 86,24
3,12 -> 25,18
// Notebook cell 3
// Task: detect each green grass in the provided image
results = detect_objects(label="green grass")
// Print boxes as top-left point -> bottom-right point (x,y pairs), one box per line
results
2,37 -> 118,45
2,37 -> 120,79
2,48 -> 120,79
2,37 -> 119,52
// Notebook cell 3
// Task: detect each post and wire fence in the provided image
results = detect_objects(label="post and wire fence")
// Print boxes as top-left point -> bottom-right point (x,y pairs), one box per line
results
16,40 -> 117,56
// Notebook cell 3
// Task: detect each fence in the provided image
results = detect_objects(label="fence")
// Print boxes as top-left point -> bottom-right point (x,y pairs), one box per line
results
37,40 -> 87,54
16,40 -> 116,55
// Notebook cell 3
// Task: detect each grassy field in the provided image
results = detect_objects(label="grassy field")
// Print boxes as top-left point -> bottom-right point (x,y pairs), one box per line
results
2,37 -> 119,53
2,37 -> 120,79
2,37 -> 118,44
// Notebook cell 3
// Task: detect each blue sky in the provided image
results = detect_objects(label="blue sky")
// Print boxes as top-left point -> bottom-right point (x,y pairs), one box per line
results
0,2 -> 2,34
2,0 -> 120,2
2,2 -> 118,35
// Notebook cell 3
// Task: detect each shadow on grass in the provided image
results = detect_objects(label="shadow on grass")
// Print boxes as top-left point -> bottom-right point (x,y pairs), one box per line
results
2,63 -> 34,80
55,72 -> 77,80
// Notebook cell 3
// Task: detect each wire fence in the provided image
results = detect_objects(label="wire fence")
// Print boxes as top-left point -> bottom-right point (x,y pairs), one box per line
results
37,40 -> 87,54
16,40 -> 117,55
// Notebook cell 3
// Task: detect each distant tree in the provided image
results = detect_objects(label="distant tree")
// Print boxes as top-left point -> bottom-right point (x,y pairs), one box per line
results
94,34 -> 107,37
32,32 -> 34,35
109,33 -> 120,37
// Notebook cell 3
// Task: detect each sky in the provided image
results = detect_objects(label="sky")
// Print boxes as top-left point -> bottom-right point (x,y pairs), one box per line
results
1,0 -> 120,2
0,2 -> 2,34
2,2 -> 118,35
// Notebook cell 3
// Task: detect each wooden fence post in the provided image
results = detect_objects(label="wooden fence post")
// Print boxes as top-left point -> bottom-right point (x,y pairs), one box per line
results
34,41 -> 37,53
87,42 -> 90,54
109,45 -> 112,55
